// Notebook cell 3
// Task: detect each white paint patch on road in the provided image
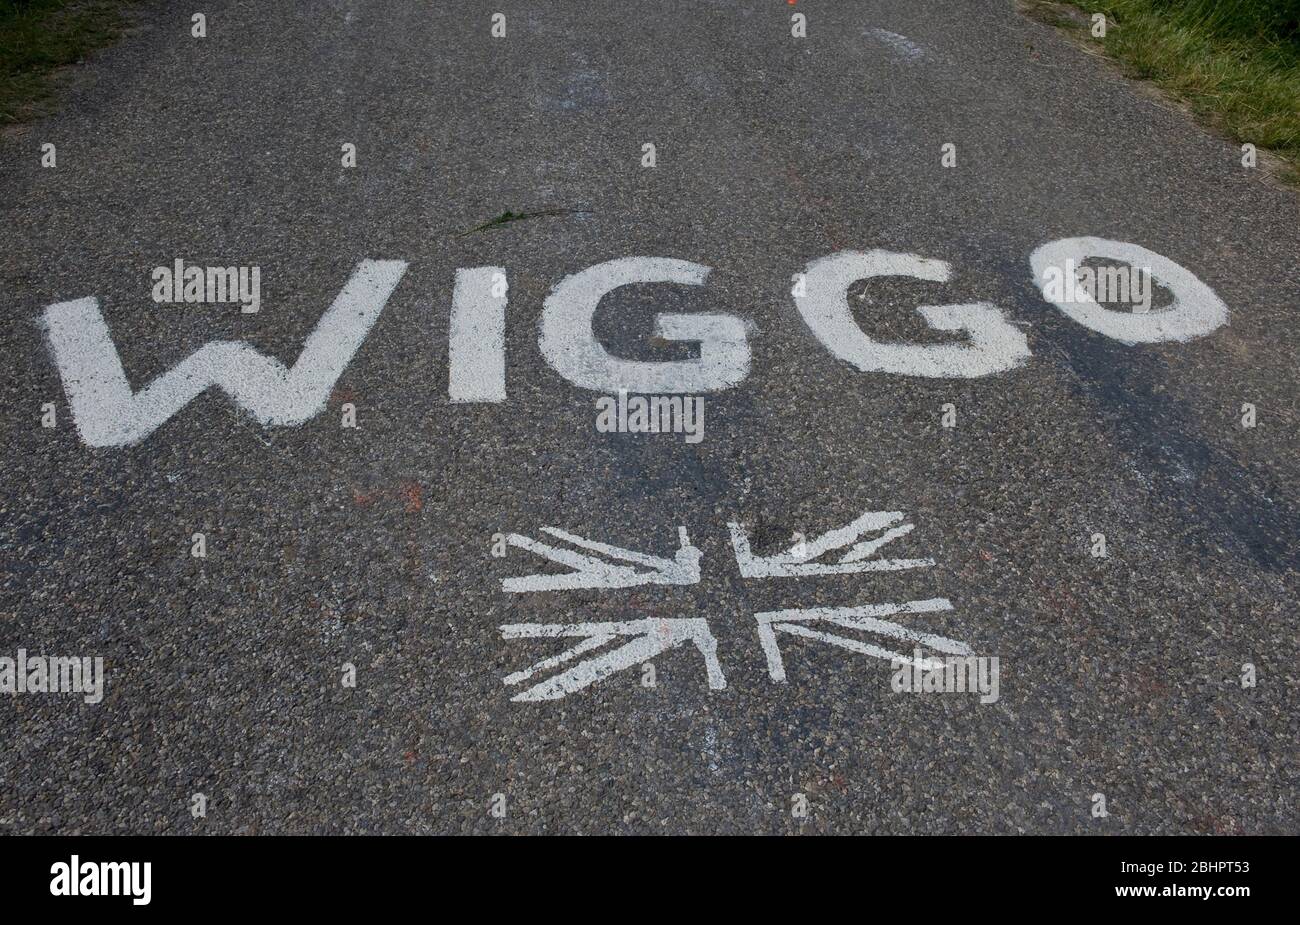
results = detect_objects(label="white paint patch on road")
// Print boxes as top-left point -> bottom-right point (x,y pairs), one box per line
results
864,29 -> 930,63
42,260 -> 407,447
503,525 -> 700,592
754,599 -> 970,682
500,618 -> 725,701
794,250 -> 1031,378
729,509 -> 934,578
535,52 -> 612,113
538,256 -> 750,394
327,0 -> 359,25
702,726 -> 722,774
448,266 -> 507,402
1030,237 -> 1229,344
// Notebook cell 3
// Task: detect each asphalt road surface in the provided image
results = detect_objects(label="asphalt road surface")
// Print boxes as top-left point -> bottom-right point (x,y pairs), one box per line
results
2,0 -> 1297,835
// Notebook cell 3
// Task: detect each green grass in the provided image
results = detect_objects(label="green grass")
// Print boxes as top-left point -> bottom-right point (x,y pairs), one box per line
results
5,0 -> 1298,183
0,0 -> 140,125
1045,0 -> 1300,179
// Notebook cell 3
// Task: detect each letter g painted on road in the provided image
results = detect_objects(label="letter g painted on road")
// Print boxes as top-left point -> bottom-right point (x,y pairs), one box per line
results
792,249 -> 1032,379
538,256 -> 750,394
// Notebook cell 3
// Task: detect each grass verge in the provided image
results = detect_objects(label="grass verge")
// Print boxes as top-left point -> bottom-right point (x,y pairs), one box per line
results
1,0 -> 141,125
1022,0 -> 1300,183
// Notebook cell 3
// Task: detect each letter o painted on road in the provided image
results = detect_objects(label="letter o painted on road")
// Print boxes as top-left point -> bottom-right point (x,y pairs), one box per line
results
1030,237 -> 1228,344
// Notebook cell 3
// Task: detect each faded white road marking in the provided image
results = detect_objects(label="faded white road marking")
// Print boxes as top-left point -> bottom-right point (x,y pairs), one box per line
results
1030,237 -> 1228,343
42,260 -> 407,447
538,256 -> 750,393
500,618 -> 725,701
728,510 -> 933,578
794,250 -> 1031,378
448,266 -> 507,402
754,599 -> 970,682
865,28 -> 929,62
503,525 -> 701,592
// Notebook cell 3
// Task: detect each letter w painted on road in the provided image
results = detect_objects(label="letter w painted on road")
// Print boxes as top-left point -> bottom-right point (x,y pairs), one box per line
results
41,260 -> 408,447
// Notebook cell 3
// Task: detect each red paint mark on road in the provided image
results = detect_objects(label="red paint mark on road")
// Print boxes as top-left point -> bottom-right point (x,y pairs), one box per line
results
350,482 -> 426,514
399,482 -> 424,514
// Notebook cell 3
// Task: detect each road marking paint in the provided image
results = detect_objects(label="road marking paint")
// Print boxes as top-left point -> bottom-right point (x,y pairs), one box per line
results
42,260 -> 407,447
40,242 -> 1227,446
1030,237 -> 1228,343
494,510 -> 974,702
754,599 -> 969,682
448,266 -> 507,402
499,618 -> 725,701
538,256 -> 750,393
794,249 -> 1032,378
728,509 -> 934,578
864,28 -> 930,62
502,525 -> 701,592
